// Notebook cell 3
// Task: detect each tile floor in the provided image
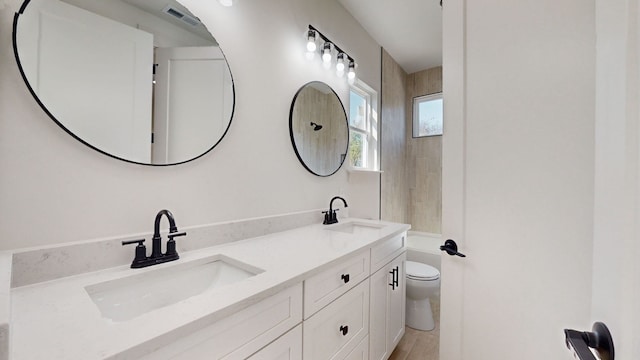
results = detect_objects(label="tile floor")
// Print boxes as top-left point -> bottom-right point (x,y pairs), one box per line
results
389,299 -> 440,360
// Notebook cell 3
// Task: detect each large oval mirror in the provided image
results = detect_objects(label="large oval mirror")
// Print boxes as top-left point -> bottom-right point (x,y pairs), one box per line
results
289,82 -> 348,177
13,0 -> 234,165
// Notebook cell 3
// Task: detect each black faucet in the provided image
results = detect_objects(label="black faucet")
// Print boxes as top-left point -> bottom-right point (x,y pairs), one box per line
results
323,196 -> 348,225
122,209 -> 187,268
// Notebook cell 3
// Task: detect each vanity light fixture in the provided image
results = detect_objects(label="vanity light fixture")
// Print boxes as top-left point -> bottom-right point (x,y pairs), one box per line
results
306,30 -> 317,52
306,25 -> 356,82
347,61 -> 356,81
336,53 -> 345,72
219,0 -> 233,6
322,43 -> 332,63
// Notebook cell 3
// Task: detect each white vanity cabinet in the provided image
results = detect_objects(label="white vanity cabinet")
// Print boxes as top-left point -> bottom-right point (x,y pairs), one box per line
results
369,253 -> 406,360
303,280 -> 370,360
302,250 -> 371,360
368,233 -> 407,360
140,283 -> 303,360
247,325 -> 302,360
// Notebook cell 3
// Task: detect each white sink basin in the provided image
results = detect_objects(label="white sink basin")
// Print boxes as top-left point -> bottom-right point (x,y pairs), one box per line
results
85,255 -> 263,322
325,221 -> 386,234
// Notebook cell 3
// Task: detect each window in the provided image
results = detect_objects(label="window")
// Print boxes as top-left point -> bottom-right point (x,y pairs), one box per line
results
348,81 -> 379,170
413,92 -> 443,137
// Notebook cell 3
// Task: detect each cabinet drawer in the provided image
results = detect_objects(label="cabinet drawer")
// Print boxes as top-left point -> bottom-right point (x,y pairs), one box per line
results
304,250 -> 370,318
303,280 -> 370,360
370,233 -> 406,273
141,283 -> 303,360
343,335 -> 369,360
247,324 -> 302,360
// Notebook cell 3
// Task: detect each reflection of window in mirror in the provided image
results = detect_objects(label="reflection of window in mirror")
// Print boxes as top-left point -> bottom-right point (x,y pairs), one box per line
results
349,81 -> 379,170
413,93 -> 443,137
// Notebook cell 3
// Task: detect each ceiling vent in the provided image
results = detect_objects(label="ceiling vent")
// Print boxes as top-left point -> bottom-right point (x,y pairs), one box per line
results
162,5 -> 200,27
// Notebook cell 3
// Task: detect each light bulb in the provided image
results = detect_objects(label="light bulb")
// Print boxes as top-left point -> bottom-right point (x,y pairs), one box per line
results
306,30 -> 317,52
219,0 -> 233,6
347,61 -> 356,80
336,53 -> 345,72
322,43 -> 332,63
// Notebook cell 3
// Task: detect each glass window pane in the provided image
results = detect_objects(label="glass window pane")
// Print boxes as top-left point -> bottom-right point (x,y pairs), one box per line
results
349,91 -> 367,131
349,131 -> 367,168
413,94 -> 443,137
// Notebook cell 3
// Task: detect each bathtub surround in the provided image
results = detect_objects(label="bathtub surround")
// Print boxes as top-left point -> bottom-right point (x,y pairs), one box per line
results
0,0 -> 380,251
381,50 -> 442,233
381,49 -> 410,224
406,67 -> 442,234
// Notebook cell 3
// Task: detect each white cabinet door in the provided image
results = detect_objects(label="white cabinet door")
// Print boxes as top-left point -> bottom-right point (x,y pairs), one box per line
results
369,253 -> 406,360
388,254 -> 406,349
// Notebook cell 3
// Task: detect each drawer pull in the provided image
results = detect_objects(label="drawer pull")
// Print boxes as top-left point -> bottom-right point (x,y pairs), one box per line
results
341,274 -> 350,283
339,325 -> 349,336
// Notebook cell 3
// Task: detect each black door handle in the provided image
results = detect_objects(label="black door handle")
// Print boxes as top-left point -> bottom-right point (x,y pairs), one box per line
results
564,322 -> 614,360
440,239 -> 466,257
341,274 -> 350,283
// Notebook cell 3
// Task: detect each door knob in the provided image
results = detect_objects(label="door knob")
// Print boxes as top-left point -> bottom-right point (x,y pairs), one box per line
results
564,322 -> 614,360
440,239 -> 466,257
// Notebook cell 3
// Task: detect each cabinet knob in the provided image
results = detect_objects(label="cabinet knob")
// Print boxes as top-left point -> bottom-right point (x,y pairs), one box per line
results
341,274 -> 350,283
339,325 -> 349,336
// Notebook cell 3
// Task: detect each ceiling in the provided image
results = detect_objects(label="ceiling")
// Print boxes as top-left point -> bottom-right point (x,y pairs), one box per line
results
338,0 -> 442,74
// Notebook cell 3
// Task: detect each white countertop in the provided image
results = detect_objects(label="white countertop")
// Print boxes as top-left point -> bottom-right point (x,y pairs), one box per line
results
10,219 -> 409,360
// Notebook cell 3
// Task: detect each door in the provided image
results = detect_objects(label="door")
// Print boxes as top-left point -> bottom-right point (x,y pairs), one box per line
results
16,0 -> 153,163
591,0 -> 640,358
440,1 -> 596,359
153,46 -> 233,164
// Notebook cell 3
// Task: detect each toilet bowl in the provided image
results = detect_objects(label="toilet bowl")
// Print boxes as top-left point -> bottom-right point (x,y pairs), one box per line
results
405,260 -> 440,331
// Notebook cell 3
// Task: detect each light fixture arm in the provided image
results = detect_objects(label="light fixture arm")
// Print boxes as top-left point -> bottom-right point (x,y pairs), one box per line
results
308,25 -> 355,65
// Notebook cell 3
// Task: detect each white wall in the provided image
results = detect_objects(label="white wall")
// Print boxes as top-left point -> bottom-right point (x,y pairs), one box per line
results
0,0 -> 381,250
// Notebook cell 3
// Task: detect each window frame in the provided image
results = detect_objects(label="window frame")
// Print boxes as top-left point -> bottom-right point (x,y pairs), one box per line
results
412,92 -> 444,138
348,80 -> 379,171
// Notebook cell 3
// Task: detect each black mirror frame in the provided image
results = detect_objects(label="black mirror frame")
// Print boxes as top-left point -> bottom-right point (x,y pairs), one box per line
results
289,81 -> 349,177
12,0 -> 236,166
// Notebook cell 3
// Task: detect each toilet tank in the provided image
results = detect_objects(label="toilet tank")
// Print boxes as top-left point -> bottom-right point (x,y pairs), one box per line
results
406,231 -> 442,272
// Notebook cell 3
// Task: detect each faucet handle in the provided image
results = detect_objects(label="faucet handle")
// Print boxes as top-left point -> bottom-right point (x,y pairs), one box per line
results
122,239 -> 145,246
322,211 -> 331,224
168,231 -> 186,240
165,231 -> 186,258
122,239 -> 147,268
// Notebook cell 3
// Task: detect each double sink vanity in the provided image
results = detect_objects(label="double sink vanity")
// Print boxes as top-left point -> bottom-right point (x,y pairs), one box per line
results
9,218 -> 409,360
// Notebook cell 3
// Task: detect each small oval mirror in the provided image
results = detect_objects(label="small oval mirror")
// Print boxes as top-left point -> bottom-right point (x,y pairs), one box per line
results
289,82 -> 348,176
13,0 -> 234,165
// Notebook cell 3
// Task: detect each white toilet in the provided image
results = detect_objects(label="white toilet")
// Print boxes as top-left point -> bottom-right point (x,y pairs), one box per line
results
405,260 -> 441,331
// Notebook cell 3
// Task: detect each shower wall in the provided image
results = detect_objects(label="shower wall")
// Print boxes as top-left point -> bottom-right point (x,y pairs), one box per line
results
381,50 -> 409,224
407,67 -> 442,233
381,48 -> 442,233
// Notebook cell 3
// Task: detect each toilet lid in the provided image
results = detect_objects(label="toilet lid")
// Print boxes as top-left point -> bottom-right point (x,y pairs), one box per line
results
406,261 -> 440,280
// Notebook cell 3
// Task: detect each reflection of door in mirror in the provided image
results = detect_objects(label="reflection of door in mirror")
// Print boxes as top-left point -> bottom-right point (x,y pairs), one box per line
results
153,46 -> 233,164
14,0 -> 236,165
18,0 -> 154,163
